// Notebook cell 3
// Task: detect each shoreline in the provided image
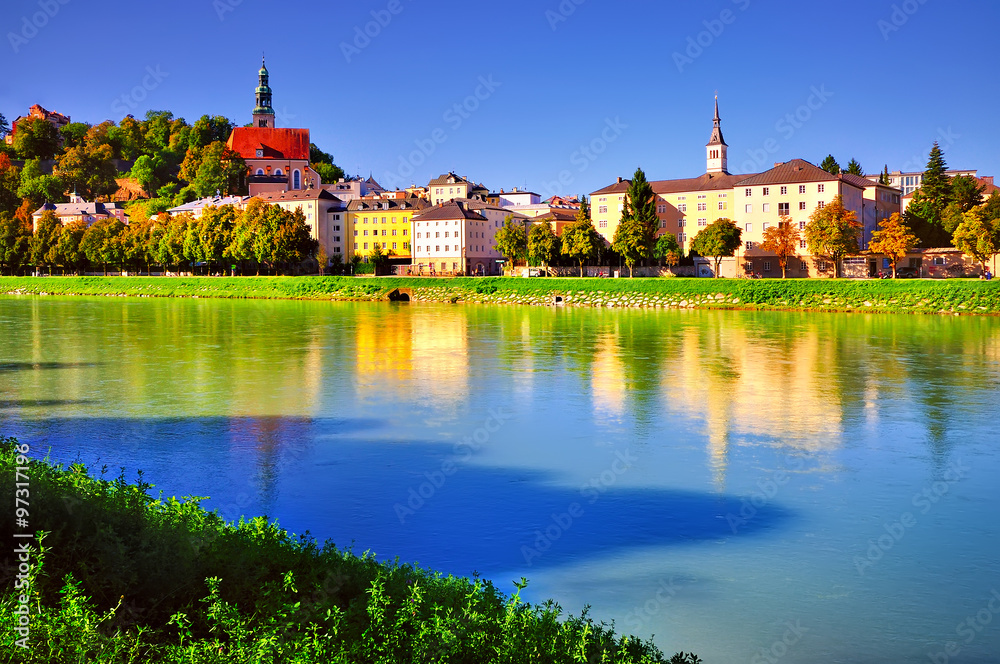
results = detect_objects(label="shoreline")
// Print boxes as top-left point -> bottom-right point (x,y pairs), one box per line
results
1,275 -> 999,315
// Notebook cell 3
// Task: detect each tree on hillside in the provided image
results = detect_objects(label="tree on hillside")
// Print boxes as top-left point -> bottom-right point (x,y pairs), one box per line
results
868,213 -> 917,278
561,199 -> 603,277
189,115 -> 234,149
55,142 -> 118,200
690,218 -> 742,278
528,223 -> 560,273
759,216 -> 800,278
804,195 -> 861,278
107,117 -> 145,160
820,155 -> 841,175
191,142 -> 246,197
0,155 -> 21,216
310,144 -> 345,184
59,122 -> 91,150
13,118 -> 61,160
952,207 -> 1000,275
16,159 -> 64,208
653,233 -> 682,268
494,216 -> 526,273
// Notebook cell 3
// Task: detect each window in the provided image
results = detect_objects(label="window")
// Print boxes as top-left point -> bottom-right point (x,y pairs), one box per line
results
762,203 -> 770,213
334,224 -> 340,231
818,261 -> 831,271
745,188 -> 752,197
364,242 -> 368,250
763,222 -> 771,231
778,203 -> 790,215
363,230 -> 368,236
678,233 -> 686,243
274,169 -> 283,176
745,204 -> 753,214
678,204 -> 687,213
445,245 -> 449,251
718,202 -> 725,210
354,230 -> 358,237
698,203 -> 707,211
745,223 -> 752,232
678,219 -> 686,227
799,202 -> 807,211
403,242 -> 409,250
698,195 -> 707,199
763,262 -> 772,271
745,241 -> 754,250
435,245 -> 440,252
658,205 -> 666,213
800,259 -> 808,270
599,221 -> 608,228
933,256 -> 945,266
293,170 -> 301,190
444,232 -> 449,238
817,201 -> 826,209
799,221 -> 806,230
435,232 -> 440,238
698,219 -> 707,227
255,168 -> 264,175
800,239 -> 807,249
354,243 -> 358,250
798,185 -> 806,194
780,186 -> 788,195
718,193 -> 727,198
763,187 -> 770,196
599,206 -> 608,214
660,220 -> 666,228
745,262 -> 754,273
818,184 -> 825,193
392,229 -> 397,236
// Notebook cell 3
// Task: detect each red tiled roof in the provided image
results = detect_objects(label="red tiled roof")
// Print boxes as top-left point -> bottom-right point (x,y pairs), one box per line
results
226,127 -> 310,160
652,172 -> 752,194
413,200 -> 487,222
976,176 -> 1000,197
734,159 -> 866,188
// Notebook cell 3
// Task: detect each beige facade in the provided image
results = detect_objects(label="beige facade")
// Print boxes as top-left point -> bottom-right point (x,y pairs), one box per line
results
255,190 -> 346,258
412,200 -> 515,275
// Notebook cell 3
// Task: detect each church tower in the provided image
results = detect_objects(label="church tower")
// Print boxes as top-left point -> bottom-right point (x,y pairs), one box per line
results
706,96 -> 729,174
252,57 -> 275,129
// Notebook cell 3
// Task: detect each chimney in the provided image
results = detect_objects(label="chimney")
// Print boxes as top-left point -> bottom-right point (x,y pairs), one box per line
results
983,176 -> 994,186
774,162 -> 783,168
617,177 -> 623,184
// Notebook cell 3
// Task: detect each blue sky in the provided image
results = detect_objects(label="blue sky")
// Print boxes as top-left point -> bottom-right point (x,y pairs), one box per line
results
3,0 -> 998,197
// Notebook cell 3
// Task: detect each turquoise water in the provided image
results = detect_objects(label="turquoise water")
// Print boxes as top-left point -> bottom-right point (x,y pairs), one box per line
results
2,296 -> 999,663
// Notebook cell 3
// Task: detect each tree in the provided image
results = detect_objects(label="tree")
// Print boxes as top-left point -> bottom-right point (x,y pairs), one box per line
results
690,218 -> 742,277
494,216 -> 526,273
952,207 -> 1000,274
310,144 -> 345,184
844,158 -> 863,176
905,141 -> 954,247
653,233 -> 682,268
804,195 -> 861,278
0,113 -> 8,140
611,167 -> 658,277
12,118 -> 61,160
55,142 -> 118,200
878,165 -> 891,186
189,115 -> 234,149
759,216 -> 801,278
60,122 -> 91,150
107,117 -> 145,160
868,213 -> 918,278
30,211 -> 62,275
316,243 -> 329,275
528,223 -> 559,272
187,141 -> 246,197
0,214 -> 32,274
820,155 -> 841,175
17,159 -> 65,208
0,155 -> 21,216
368,241 -> 386,266
561,200 -> 603,277
951,175 -> 985,212
129,154 -> 167,195
51,219 -> 87,274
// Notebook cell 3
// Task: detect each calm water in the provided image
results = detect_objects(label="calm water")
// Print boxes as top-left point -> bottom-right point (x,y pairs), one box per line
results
2,295 -> 999,663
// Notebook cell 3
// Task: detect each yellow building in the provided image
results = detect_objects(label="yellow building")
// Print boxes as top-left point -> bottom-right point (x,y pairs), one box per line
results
345,197 -> 429,260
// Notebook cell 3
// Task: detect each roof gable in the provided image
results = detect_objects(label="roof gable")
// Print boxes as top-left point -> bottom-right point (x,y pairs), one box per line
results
227,127 -> 310,161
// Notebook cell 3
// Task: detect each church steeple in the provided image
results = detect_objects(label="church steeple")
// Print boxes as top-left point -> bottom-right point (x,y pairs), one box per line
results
253,56 -> 275,129
706,96 -> 729,174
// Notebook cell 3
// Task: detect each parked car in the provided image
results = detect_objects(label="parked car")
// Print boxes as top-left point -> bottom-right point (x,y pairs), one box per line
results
895,266 -> 919,279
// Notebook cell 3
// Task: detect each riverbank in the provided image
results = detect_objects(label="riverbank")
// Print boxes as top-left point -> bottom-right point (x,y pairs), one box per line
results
0,438 -> 687,663
1,275 -> 999,315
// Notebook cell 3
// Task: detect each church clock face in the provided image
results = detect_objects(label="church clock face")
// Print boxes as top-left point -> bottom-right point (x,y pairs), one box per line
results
256,149 -> 263,158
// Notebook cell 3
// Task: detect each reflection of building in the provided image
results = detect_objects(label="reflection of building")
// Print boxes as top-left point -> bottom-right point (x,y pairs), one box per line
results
411,310 -> 468,403
354,310 -> 414,385
591,330 -> 627,422
226,59 -> 321,196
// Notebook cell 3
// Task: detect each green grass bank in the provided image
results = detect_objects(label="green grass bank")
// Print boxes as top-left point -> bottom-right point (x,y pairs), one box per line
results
2,275 -> 1000,315
0,439 -> 696,663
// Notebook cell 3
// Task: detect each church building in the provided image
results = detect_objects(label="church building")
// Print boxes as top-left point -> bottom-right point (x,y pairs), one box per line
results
226,59 -> 321,196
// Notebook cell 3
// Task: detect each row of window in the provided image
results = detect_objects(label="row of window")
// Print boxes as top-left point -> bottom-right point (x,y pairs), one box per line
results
360,217 -> 409,224
745,184 -> 825,197
355,229 -> 407,237
354,242 -> 409,251
744,201 -> 825,214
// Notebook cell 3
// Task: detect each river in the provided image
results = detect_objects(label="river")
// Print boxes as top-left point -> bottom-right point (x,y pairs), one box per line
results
2,295 -> 999,663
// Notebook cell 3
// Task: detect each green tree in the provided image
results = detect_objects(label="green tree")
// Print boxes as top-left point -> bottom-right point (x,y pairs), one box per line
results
310,144 -> 345,184
759,216 -> 800,278
12,118 -> 61,160
107,117 -> 145,160
612,167 -> 658,277
951,174 -> 985,212
0,113 -> 8,140
60,122 -> 91,150
905,142 -> 953,247
561,201 -> 603,277
189,115 -> 234,149
820,155 -> 841,175
188,141 -> 246,197
0,214 -> 31,274
690,218 -> 742,278
55,142 -> 118,200
845,159 -> 864,176
30,211 -> 61,275
316,243 -> 329,275
804,195 -> 861,278
494,216 -> 526,273
528,223 -> 560,272
653,233 -> 682,268
952,207 -> 1000,274
879,165 -> 891,186
868,213 -> 918,278
0,155 -> 21,216
129,154 -> 167,195
17,159 -> 65,208
51,219 -> 88,274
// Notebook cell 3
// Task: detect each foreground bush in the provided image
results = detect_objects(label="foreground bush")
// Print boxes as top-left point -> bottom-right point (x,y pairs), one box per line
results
0,439 -> 697,663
